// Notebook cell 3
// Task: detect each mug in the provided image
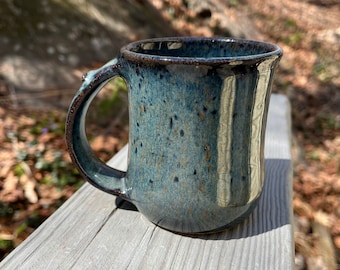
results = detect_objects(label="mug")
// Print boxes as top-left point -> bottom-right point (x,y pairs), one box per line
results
66,37 -> 282,234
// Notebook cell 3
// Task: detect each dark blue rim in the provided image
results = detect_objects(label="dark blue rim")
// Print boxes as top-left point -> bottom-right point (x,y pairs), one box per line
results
121,37 -> 283,65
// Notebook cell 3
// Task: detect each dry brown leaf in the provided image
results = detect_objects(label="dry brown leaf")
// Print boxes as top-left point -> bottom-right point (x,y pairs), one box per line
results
18,163 -> 38,204
2,171 -> 19,193
334,236 -> 340,249
294,197 -> 314,219
21,174 -> 38,204
0,233 -> 14,241
0,160 -> 15,178
314,211 -> 334,228
0,171 -> 23,202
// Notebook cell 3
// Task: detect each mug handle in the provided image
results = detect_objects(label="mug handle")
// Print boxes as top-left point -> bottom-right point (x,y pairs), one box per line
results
65,58 -> 128,198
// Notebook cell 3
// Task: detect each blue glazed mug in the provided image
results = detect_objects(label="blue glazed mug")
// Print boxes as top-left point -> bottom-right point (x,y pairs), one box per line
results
66,37 -> 282,234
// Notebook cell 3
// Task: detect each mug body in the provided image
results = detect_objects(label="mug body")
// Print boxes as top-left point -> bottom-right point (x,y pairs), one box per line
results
66,37 -> 282,234
118,38 -> 282,233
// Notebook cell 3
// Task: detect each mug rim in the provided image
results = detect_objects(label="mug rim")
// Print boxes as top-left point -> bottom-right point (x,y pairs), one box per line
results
121,36 -> 283,65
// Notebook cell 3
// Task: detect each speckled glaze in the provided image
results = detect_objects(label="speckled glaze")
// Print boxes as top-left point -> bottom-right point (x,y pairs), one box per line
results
66,37 -> 282,234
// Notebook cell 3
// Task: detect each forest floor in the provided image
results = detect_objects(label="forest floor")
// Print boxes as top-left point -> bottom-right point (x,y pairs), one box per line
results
0,0 -> 339,269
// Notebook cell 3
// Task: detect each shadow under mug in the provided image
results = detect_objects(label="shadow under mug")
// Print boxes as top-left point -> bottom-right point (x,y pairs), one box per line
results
66,37 -> 282,234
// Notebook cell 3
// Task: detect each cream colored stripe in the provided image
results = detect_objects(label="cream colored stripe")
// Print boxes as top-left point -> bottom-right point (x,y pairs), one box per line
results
217,76 -> 236,207
248,58 -> 274,203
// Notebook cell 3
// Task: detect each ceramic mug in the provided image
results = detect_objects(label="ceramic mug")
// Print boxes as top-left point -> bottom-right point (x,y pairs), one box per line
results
66,37 -> 282,234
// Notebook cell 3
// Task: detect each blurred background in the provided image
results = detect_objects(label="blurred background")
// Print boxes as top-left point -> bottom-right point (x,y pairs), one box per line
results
0,0 -> 339,268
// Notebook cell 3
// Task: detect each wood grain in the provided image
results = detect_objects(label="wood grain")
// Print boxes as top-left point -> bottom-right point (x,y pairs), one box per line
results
0,94 -> 293,269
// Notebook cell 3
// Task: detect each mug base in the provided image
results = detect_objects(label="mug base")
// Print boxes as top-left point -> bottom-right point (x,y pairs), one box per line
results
152,196 -> 261,236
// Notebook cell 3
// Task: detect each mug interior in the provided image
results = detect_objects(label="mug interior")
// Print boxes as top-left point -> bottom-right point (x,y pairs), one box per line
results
123,37 -> 282,63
